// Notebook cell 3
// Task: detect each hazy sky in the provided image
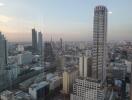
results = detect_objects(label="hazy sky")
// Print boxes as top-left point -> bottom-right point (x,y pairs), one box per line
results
0,0 -> 131,42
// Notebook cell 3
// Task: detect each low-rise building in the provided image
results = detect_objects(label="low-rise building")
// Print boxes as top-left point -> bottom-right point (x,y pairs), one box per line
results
0,90 -> 14,100
7,64 -> 20,80
47,75 -> 61,90
29,81 -> 49,100
0,90 -> 31,100
14,91 -> 31,100
17,51 -> 33,65
16,45 -> 24,52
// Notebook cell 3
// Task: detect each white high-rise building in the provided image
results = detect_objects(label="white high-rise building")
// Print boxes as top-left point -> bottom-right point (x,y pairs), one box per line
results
63,67 -> 78,94
79,54 -> 92,78
70,78 -> 106,100
70,5 -> 108,100
92,5 -> 108,82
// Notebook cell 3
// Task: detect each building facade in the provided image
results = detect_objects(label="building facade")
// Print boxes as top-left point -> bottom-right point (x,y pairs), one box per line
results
70,78 -> 106,100
17,51 -> 33,65
29,81 -> 49,100
38,32 -> 43,54
32,28 -> 38,53
44,42 -> 55,63
63,67 -> 78,94
92,5 -> 108,82
79,54 -> 92,78
0,32 -> 8,67
0,32 -> 8,92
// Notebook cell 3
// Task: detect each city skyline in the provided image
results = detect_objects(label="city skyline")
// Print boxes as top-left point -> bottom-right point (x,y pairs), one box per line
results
0,2 -> 131,100
0,0 -> 131,42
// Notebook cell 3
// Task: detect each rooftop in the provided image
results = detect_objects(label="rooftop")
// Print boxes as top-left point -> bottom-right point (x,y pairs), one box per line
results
0,90 -> 13,96
29,81 -> 49,90
78,77 -> 101,83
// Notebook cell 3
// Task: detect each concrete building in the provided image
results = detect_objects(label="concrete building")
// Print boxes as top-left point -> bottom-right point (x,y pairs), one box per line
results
44,42 -> 55,63
79,54 -> 92,78
85,50 -> 92,57
0,32 -> 8,92
19,73 -> 45,91
56,55 -> 65,70
16,45 -> 24,52
125,60 -> 131,73
60,38 -> 63,51
70,5 -> 108,100
130,62 -> 132,100
0,90 -> 32,100
112,63 -> 126,80
8,56 -> 18,64
7,64 -> 20,80
63,67 -> 78,94
107,62 -> 127,80
70,78 -> 107,100
47,75 -> 61,90
0,32 -> 8,66
32,28 -> 38,53
17,51 -> 33,65
14,91 -> 31,100
0,90 -> 14,100
38,32 -> 43,54
29,81 -> 49,100
92,5 -> 108,82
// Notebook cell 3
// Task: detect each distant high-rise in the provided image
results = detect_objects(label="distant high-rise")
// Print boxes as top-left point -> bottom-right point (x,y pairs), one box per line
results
0,32 -> 8,66
44,42 -> 55,63
32,28 -> 38,53
38,32 -> 43,54
60,38 -> 63,50
92,5 -> 108,82
38,32 -> 43,67
131,62 -> 132,100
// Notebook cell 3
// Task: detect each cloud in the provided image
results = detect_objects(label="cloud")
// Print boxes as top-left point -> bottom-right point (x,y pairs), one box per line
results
0,2 -> 4,6
0,15 -> 13,23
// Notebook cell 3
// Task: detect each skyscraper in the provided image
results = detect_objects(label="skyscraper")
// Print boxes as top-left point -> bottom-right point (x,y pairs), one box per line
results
38,32 -> 43,67
32,28 -> 38,53
38,32 -> 43,54
92,5 -> 108,82
70,5 -> 108,100
131,62 -> 132,100
0,32 -> 8,90
0,32 -> 8,67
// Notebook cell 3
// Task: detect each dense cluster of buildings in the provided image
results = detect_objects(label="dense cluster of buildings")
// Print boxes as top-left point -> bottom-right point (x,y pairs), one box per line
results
0,4 -> 132,100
